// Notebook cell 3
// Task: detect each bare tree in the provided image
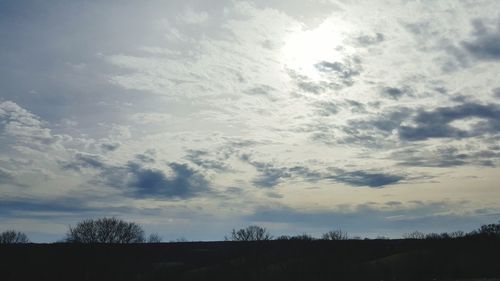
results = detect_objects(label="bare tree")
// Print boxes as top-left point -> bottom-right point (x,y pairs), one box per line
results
0,230 -> 30,244
322,229 -> 349,240
449,230 -> 465,238
468,221 -> 500,238
226,225 -> 272,241
276,233 -> 316,241
147,233 -> 163,243
402,231 -> 426,239
65,217 -> 145,243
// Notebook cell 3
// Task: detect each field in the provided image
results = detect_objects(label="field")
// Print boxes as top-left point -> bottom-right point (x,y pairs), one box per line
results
1,238 -> 500,281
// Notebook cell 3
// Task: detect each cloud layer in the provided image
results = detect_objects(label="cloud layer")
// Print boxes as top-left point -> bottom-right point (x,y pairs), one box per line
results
1,0 -> 499,242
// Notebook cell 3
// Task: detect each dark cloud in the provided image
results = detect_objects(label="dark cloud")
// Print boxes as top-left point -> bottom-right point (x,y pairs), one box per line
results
288,166 -> 323,182
380,86 -> 413,100
399,102 -> 500,141
297,81 -> 329,94
289,70 -> 335,94
0,198 -> 97,217
124,162 -> 210,198
134,150 -> 156,163
288,56 -> 362,94
184,149 -> 228,172
314,60 -> 361,85
462,19 -> 500,60
329,170 -> 404,187
250,162 -> 291,188
393,146 -> 500,168
494,88 -> 500,99
63,153 -> 107,171
0,195 -> 165,222
315,101 -> 339,116
352,109 -> 412,133
404,21 -> 430,36
313,99 -> 367,118
345,99 -> 366,113
100,142 -> 120,152
342,102 -> 500,146
434,86 -> 448,95
240,155 -> 324,188
241,151 -> 405,188
244,84 -> 276,100
304,123 -> 337,146
335,109 -> 412,147
63,153 -> 210,199
356,32 -> 384,46
385,201 -> 402,207
441,43 -> 471,72
395,147 -> 467,167
239,154 -> 289,188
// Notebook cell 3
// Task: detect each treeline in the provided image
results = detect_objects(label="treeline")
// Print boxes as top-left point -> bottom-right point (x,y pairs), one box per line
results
1,217 -> 499,244
228,223 -> 500,241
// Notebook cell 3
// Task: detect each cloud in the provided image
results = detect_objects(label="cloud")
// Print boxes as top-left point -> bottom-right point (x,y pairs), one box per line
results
63,153 -> 107,171
335,109 -> 412,147
399,102 -> 500,141
241,153 -> 405,188
315,61 -> 360,82
179,9 -> 209,25
393,146 -> 500,168
330,170 -> 404,187
134,150 -> 156,163
244,84 -> 277,100
250,162 -> 291,188
356,32 -> 384,46
380,86 -> 413,100
125,162 -> 210,198
0,167 -> 15,185
100,142 -> 120,152
462,19 -> 500,60
288,166 -> 323,182
0,198 -> 97,217
287,55 -> 362,94
314,58 -> 362,86
315,101 -> 339,116
246,201 -> 497,237
184,149 -> 229,172
344,99 -> 367,113
130,113 -> 173,124
343,102 -> 500,145
494,88 -> 500,99
64,153 -> 210,199
240,155 -> 324,188
0,101 -> 54,146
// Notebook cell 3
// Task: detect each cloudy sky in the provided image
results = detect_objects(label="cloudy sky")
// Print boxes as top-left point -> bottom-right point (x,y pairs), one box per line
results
1,0 -> 499,242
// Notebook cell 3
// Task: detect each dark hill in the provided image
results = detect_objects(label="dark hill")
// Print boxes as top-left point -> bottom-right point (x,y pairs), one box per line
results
1,238 -> 499,281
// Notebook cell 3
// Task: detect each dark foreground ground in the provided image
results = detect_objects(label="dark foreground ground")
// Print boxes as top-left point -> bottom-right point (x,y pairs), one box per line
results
1,238 -> 500,281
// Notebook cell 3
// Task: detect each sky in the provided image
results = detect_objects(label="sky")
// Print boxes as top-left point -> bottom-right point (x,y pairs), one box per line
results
1,0 -> 499,242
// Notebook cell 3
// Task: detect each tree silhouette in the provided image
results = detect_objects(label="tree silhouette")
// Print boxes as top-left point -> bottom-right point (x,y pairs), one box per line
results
402,231 -> 426,239
0,230 -> 30,244
322,229 -> 349,240
65,217 -> 145,243
226,225 -> 272,241
147,233 -> 162,243
468,221 -> 500,238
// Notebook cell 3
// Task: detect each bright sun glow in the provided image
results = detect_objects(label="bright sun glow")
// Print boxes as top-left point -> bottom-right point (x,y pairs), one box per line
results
281,21 -> 346,80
